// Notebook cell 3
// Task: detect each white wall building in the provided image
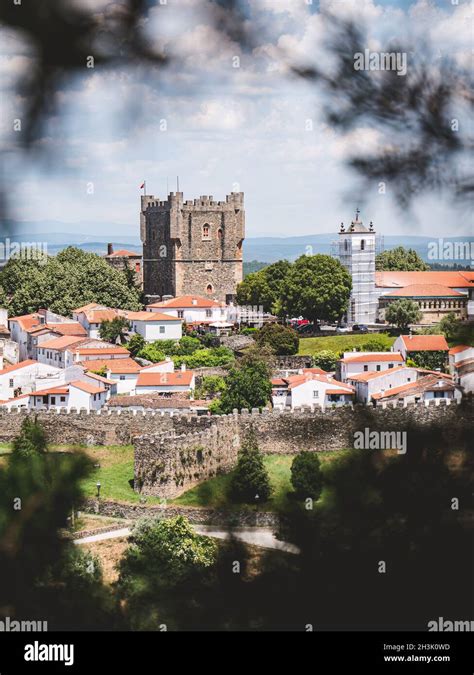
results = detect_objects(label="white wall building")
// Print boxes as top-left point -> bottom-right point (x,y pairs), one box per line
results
146,295 -> 227,326
392,334 -> 449,360
449,345 -> 474,395
125,311 -> 182,342
0,360 -> 65,400
135,369 -> 195,395
272,371 -> 354,410
339,352 -> 405,382
29,380 -> 107,411
348,366 -> 421,404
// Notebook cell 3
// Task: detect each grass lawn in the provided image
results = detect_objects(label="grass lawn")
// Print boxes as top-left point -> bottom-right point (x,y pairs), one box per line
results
298,333 -> 395,356
172,451 -> 345,511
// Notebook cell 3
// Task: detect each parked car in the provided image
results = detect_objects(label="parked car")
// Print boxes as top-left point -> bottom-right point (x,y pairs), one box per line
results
297,323 -> 320,335
352,324 -> 369,333
336,325 -> 350,334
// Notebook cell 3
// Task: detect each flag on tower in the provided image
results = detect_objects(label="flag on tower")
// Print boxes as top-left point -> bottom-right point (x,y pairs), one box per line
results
139,182 -> 145,189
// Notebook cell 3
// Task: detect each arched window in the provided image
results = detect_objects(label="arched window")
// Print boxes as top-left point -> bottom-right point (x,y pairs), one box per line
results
202,224 -> 210,238
217,228 -> 223,240
360,239 -> 365,250
206,284 -> 213,294
344,240 -> 348,251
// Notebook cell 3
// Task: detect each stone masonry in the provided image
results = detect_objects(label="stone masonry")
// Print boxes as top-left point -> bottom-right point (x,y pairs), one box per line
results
141,192 -> 245,303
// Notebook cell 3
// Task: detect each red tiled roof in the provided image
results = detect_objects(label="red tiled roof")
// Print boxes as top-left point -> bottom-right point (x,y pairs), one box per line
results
383,284 -> 464,298
271,378 -> 287,386
341,353 -> 404,364
82,358 -> 141,374
75,346 -> 129,356
72,303 -> 102,313
454,357 -> 474,369
85,371 -> 113,385
348,365 -> 408,382
105,249 -> 141,258
301,367 -> 327,374
45,322 -> 88,336
70,380 -> 106,395
9,313 -> 42,331
400,335 -> 449,352
38,336 -> 87,351
449,345 -> 472,355
30,387 -> 69,397
286,372 -> 354,392
376,271 -> 474,289
0,359 -> 38,375
126,311 -> 179,322
84,309 -> 119,324
136,371 -> 194,387
147,295 -> 221,309
326,388 -> 355,395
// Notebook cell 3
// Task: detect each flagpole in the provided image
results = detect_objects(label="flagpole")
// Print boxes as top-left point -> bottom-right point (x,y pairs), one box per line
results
143,180 -> 146,196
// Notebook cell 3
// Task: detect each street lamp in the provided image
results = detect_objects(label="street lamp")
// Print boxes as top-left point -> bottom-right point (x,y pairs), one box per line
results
96,481 -> 101,499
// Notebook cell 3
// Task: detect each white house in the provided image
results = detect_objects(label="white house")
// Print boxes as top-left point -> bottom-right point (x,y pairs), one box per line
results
371,373 -> 460,405
392,334 -> 449,361
348,366 -> 421,404
146,295 -> 227,326
449,345 -> 474,394
29,380 -> 107,411
37,336 -> 89,368
271,371 -> 354,410
92,358 -> 143,394
9,311 -> 87,360
339,352 -> 405,382
73,306 -> 120,339
125,311 -> 182,342
0,359 -> 65,400
135,369 -> 195,395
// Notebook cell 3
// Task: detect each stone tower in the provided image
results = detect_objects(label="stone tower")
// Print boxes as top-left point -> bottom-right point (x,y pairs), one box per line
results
338,209 -> 378,325
141,192 -> 245,304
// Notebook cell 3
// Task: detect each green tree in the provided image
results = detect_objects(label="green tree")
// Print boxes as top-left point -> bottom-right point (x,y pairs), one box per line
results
195,375 -> 227,400
236,260 -> 292,314
385,299 -> 422,330
361,336 -> 391,352
281,255 -> 352,323
312,350 -> 338,371
138,343 -> 166,363
229,429 -> 272,503
117,515 -> 218,629
99,316 -> 130,343
218,360 -> 272,413
408,350 -> 447,372
0,419 -> 117,629
290,452 -> 323,500
376,246 -> 429,271
0,247 -> 142,316
127,333 -> 146,357
256,323 -> 299,355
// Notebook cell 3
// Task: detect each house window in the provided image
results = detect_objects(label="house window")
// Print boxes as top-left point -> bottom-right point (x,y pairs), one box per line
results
313,390 -> 319,398
206,309 -> 212,318
361,239 -> 365,250
159,326 -> 165,334
202,224 -> 210,238
9,379 -> 14,388
376,365 -> 381,371
51,397 -> 56,405
120,375 -> 126,381
388,363 -> 394,368
363,365 -> 368,372
60,396 -> 66,403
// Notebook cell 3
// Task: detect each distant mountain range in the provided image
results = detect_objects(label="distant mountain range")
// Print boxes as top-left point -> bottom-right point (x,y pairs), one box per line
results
0,222 -> 472,264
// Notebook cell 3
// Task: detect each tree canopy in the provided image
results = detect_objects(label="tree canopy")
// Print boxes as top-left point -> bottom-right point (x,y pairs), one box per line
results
255,323 -> 299,356
0,247 -> 142,317
385,299 -> 422,330
376,246 -> 429,271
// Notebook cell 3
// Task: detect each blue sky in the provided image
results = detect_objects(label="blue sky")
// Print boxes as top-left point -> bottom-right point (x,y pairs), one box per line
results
0,0 -> 472,239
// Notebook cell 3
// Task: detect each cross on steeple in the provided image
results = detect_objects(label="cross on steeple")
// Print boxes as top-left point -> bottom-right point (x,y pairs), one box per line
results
355,207 -> 360,221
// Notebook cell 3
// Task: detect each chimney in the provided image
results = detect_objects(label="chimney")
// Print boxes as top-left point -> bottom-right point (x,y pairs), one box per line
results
107,243 -> 114,255
181,363 -> 186,371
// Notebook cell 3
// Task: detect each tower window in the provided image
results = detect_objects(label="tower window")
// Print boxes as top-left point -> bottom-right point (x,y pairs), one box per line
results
217,228 -> 223,240
202,224 -> 210,239
344,240 -> 348,251
361,239 -> 365,250
206,284 -> 213,294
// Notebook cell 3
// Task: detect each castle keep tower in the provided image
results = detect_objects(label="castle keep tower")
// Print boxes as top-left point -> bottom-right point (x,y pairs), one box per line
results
141,192 -> 245,303
338,209 -> 378,325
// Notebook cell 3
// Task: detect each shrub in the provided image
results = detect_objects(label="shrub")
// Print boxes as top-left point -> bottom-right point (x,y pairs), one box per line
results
229,429 -> 272,503
256,323 -> 299,355
312,350 -> 338,371
290,452 -> 323,500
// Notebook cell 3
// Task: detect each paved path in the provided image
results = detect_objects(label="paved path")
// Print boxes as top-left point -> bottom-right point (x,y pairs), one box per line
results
74,524 -> 299,554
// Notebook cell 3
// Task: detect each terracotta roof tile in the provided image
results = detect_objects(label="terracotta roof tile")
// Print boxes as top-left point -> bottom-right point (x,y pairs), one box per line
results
383,284 -> 465,298
375,271 -> 474,289
136,371 -> 194,387
147,295 -> 221,309
400,335 -> 449,351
